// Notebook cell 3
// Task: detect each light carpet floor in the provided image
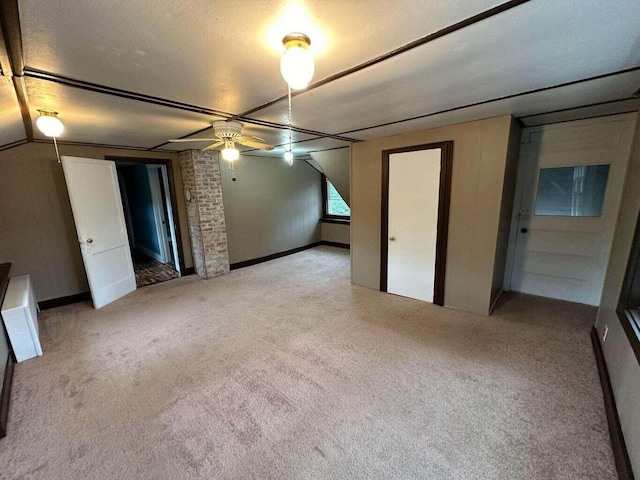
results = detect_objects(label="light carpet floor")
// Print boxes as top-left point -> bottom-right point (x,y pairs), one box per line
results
0,246 -> 615,479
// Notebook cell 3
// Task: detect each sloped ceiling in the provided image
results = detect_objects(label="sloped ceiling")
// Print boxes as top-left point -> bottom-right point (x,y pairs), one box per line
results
310,148 -> 350,205
1,0 -> 639,155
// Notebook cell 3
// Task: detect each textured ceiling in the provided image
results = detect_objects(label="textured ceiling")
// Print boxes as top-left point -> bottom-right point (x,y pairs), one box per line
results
24,77 -> 223,147
0,0 -> 638,155
252,0 -> 640,137
347,69 -> 640,141
19,0 -> 502,113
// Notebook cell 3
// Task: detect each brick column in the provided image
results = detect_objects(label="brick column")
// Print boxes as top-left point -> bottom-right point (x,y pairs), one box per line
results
179,150 -> 230,279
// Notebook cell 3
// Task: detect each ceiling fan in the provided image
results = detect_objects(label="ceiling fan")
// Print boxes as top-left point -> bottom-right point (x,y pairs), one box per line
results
168,121 -> 274,161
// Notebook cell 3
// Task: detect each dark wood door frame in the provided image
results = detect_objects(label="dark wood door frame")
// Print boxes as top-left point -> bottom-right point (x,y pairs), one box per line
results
380,141 -> 453,306
105,156 -> 186,274
0,263 -> 15,438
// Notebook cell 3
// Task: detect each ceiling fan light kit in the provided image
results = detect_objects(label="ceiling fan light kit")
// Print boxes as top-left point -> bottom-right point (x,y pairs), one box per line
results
168,120 -> 274,162
221,140 -> 240,162
166,29 -> 316,169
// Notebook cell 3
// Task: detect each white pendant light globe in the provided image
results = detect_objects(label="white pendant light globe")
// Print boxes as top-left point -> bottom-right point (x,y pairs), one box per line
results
280,33 -> 314,90
36,110 -> 64,137
283,149 -> 294,166
221,145 -> 239,162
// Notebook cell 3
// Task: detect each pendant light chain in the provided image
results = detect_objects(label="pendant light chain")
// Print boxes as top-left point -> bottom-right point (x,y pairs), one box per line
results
287,86 -> 293,165
53,136 -> 61,164
280,31 -> 314,166
287,85 -> 292,146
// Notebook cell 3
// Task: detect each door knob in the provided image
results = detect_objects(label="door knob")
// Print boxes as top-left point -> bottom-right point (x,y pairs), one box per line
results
389,235 -> 396,241
86,238 -> 94,244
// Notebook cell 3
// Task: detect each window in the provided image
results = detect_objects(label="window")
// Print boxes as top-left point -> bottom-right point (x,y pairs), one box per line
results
618,209 -> 640,363
322,176 -> 350,218
534,164 -> 610,217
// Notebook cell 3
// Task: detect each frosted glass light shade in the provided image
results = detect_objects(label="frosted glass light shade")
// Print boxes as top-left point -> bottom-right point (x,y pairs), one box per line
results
221,147 -> 239,162
281,34 -> 314,90
283,150 -> 294,166
36,113 -> 64,137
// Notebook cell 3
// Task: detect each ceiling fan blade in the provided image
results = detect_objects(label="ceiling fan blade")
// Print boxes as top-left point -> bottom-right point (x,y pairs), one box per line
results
236,136 -> 275,150
168,138 -> 218,143
201,141 -> 225,151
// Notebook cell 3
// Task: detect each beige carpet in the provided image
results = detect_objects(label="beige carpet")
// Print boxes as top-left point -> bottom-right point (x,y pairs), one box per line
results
0,246 -> 615,479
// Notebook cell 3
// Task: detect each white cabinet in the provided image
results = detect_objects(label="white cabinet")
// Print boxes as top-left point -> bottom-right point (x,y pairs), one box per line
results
1,275 -> 42,362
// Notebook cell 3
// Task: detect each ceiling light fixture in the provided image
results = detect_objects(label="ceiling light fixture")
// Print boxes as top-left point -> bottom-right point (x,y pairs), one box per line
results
221,140 -> 240,162
280,32 -> 314,90
36,109 -> 64,163
36,110 -> 64,137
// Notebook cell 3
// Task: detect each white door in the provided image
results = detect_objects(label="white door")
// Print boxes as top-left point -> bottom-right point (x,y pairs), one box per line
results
387,148 -> 441,303
160,165 -> 181,274
506,114 -> 637,305
61,156 -> 136,308
146,165 -> 171,264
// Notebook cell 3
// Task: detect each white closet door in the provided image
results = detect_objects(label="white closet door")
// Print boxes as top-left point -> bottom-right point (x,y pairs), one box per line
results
387,148 -> 442,303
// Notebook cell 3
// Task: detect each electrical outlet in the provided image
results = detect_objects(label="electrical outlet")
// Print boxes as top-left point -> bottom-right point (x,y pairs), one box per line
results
603,325 -> 609,342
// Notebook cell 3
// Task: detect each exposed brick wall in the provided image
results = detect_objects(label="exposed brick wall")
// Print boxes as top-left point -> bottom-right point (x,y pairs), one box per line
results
178,150 -> 230,278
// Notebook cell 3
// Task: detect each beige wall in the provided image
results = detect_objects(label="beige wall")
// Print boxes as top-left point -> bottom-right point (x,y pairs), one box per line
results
312,148 -> 351,246
351,115 -> 515,315
595,117 -> 640,474
321,222 -> 350,245
310,148 -> 350,205
219,156 -> 322,264
491,118 -> 522,308
0,142 -> 192,301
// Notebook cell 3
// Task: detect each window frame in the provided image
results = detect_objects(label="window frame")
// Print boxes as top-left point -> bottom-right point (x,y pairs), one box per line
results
533,163 -> 610,217
617,208 -> 640,364
321,174 -> 350,222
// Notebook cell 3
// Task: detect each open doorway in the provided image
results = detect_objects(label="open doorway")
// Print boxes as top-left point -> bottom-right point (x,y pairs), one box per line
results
113,159 -> 182,288
504,115 -> 636,305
